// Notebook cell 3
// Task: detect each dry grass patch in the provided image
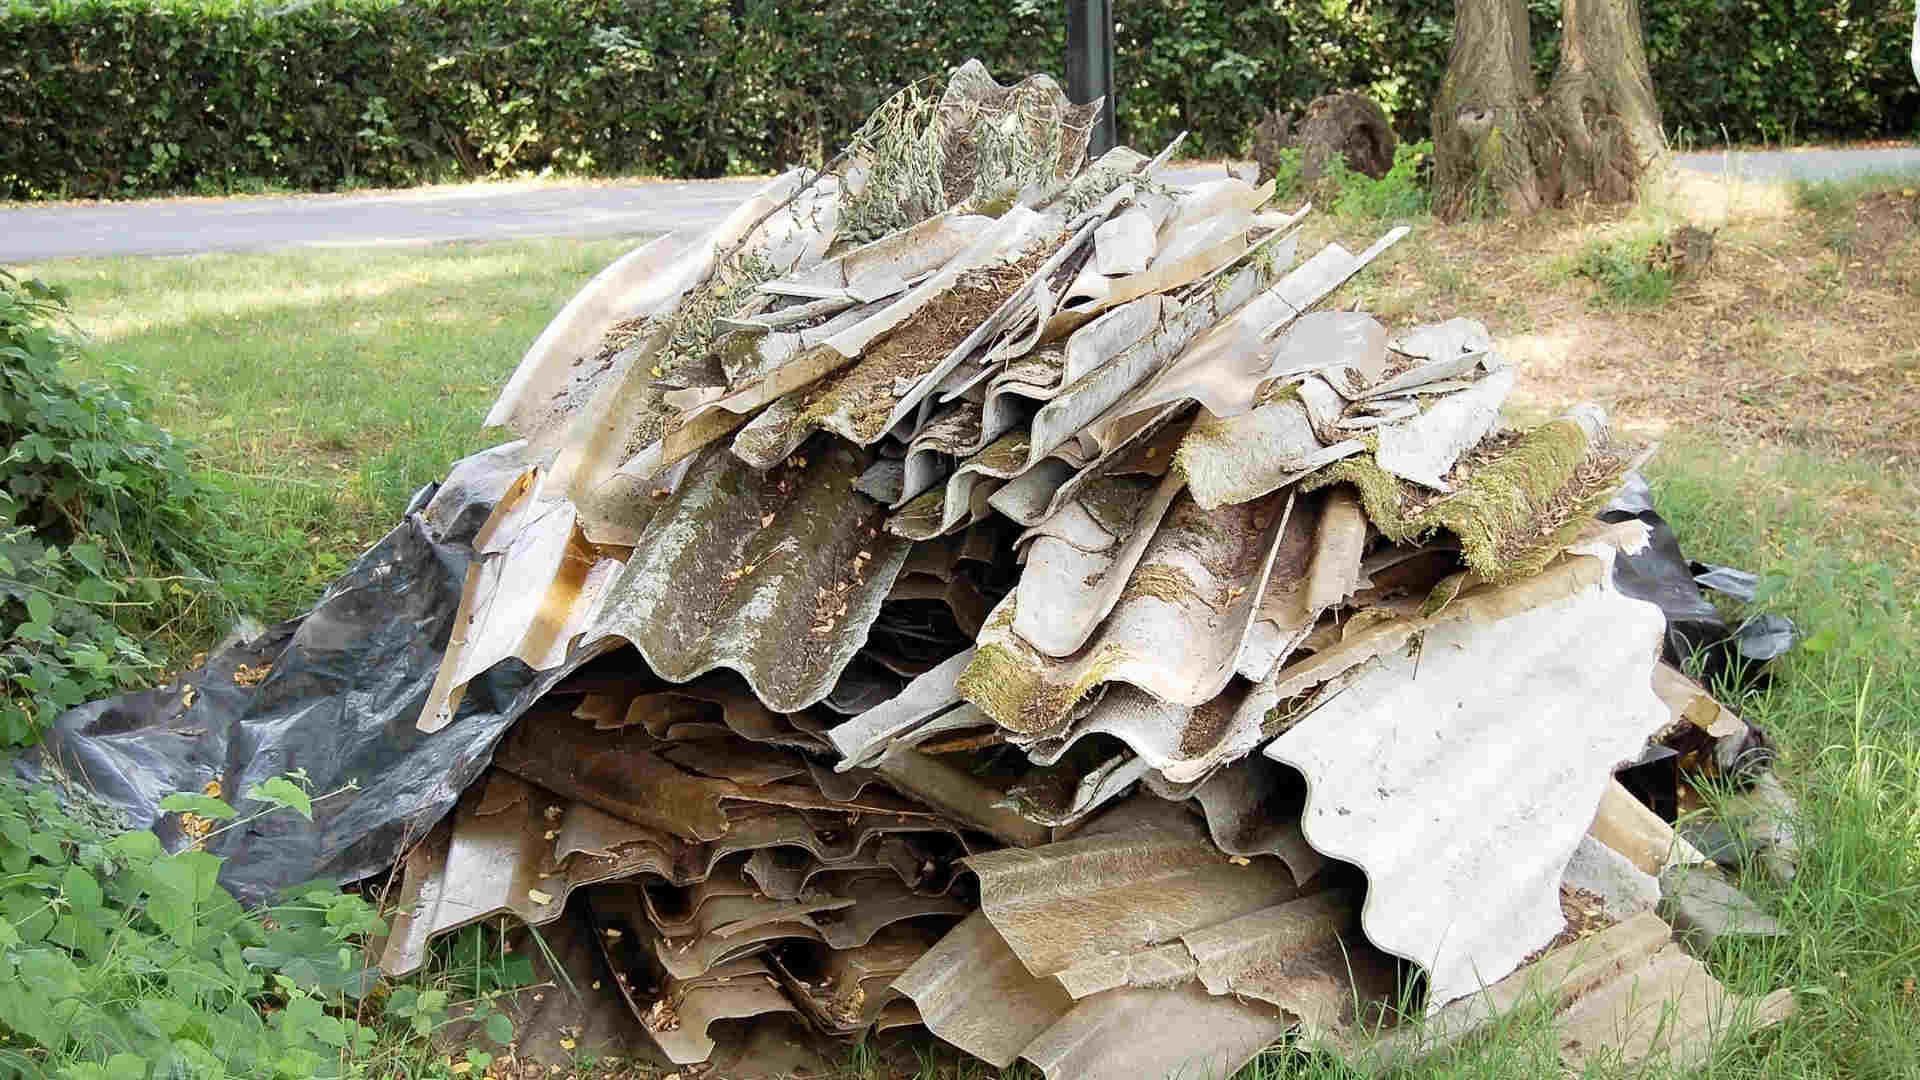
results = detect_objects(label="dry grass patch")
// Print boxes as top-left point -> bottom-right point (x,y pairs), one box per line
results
1328,166 -> 1920,484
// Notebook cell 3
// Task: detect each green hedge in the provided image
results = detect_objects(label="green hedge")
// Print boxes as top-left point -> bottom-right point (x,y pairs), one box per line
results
1,0 -> 1915,200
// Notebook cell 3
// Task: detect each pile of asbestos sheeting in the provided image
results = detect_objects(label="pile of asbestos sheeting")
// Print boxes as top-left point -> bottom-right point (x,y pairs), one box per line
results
357,62 -> 1794,1076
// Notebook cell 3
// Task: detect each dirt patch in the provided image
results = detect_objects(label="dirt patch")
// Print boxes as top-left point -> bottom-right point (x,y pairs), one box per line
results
1334,176 -> 1920,477
1844,189 -> 1920,264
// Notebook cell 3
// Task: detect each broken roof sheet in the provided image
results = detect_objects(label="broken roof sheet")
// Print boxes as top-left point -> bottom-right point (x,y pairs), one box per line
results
583,443 -> 911,713
962,797 -> 1300,977
420,468 -> 625,733
491,709 -> 936,841
1263,548 -> 1670,1010
958,483 -> 1295,740
894,904 -> 1298,1080
488,169 -> 831,446
1344,910 -> 1793,1073
1301,404 -> 1629,584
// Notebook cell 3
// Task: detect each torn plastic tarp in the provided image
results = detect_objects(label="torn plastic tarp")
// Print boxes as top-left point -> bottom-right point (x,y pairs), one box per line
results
17,442 -> 584,905
1600,471 -> 1796,687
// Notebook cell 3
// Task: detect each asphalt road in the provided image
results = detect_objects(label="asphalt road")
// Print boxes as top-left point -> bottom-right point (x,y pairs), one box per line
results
1675,146 -> 1920,184
4,151 -> 1915,262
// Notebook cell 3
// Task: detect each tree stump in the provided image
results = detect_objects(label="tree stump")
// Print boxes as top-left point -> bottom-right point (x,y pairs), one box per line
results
1652,225 -> 1716,279
1253,92 -> 1398,187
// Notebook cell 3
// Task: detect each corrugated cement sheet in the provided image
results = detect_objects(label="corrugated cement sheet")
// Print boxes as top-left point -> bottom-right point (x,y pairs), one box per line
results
962,797 -> 1300,978
894,906 -> 1309,1080
378,770 -> 969,976
585,442 -> 912,712
1263,549 -> 1670,1009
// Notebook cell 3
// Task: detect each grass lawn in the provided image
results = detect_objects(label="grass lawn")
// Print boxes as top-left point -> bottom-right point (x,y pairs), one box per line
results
12,170 -> 1920,1079
20,236 -> 643,637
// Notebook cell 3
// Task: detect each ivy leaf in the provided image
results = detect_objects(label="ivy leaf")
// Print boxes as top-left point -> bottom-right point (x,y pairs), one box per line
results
142,851 -> 225,947
158,793 -> 236,821
23,590 -> 51,627
66,541 -> 106,578
106,829 -> 163,862
63,866 -> 102,912
28,832 -> 64,864
484,1010 -> 514,1045
246,777 -> 312,821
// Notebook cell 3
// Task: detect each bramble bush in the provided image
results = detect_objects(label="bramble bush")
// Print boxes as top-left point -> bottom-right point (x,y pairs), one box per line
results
2,271 -> 208,742
0,0 -> 1913,200
0,270 -> 300,744
0,772 -> 518,1079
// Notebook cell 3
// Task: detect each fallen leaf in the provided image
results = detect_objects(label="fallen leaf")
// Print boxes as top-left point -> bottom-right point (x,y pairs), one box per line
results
528,888 -> 554,905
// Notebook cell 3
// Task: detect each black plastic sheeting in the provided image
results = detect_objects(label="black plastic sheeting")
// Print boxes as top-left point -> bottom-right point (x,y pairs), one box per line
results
1602,471 -> 1798,689
15,442 -> 590,906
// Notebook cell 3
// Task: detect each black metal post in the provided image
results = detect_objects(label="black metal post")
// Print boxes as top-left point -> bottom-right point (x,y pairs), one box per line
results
1066,0 -> 1117,157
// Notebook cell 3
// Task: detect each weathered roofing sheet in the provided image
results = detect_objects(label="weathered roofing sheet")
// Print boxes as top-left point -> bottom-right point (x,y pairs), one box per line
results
894,911 -> 1074,1067
379,772 -> 644,976
963,797 -> 1300,977
607,678 -> 830,751
488,168 -> 832,445
1183,754 -> 1327,886
895,881 -> 1390,1080
492,710 -> 935,841
1021,983 -> 1292,1080
1173,314 -> 1505,511
894,910 -> 1300,1080
999,489 -> 1365,787
607,872 -> 964,980
420,469 -> 626,733
961,484 -> 1292,735
1555,942 -> 1794,1072
342,55 -> 1817,1079
772,922 -> 946,1036
726,208 -> 1060,464
1302,404 -> 1627,583
583,443 -> 911,712
1263,548 -> 1670,1009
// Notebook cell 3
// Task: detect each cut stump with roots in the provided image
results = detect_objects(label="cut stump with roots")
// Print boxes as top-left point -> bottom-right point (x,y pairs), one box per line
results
1253,92 -> 1399,188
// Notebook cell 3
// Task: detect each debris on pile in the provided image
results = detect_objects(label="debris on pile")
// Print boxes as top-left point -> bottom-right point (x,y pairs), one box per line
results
28,61 -> 1802,1078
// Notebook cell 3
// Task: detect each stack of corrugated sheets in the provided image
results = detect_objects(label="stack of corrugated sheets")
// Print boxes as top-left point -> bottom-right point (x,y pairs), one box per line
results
376,60 -> 1792,1077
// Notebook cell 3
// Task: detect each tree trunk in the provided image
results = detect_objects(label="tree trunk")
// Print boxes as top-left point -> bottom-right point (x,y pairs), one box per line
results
1431,0 -> 1551,219
1545,0 -> 1666,204
1432,0 -> 1668,221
